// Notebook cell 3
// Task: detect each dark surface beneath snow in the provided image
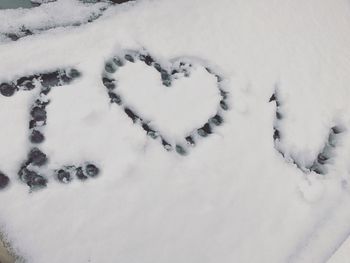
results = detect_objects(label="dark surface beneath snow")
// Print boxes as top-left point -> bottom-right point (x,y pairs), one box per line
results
0,0 -> 36,9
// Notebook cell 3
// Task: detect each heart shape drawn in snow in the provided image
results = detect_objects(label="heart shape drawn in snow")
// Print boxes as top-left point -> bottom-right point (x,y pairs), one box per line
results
102,49 -> 229,155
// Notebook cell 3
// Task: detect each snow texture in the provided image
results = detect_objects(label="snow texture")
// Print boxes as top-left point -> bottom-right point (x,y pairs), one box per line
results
0,0 -> 109,42
1,0 -> 350,262
31,0 -> 56,4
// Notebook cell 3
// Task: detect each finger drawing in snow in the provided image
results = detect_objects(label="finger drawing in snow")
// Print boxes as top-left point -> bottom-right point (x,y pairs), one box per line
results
3,1 -> 350,263
0,49 -> 228,190
270,89 -> 345,175
0,69 -> 100,190
102,49 -> 229,155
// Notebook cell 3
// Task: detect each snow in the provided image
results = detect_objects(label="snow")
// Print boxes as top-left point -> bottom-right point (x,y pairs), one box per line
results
0,0 -> 350,262
113,60 -> 220,140
0,0 -> 109,41
31,0 -> 56,4
329,234 -> 350,263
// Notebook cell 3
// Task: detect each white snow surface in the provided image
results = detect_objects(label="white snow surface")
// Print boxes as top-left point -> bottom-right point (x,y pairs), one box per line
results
114,61 -> 220,140
329,234 -> 350,263
0,0 -> 109,36
0,0 -> 350,262
31,0 -> 57,4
